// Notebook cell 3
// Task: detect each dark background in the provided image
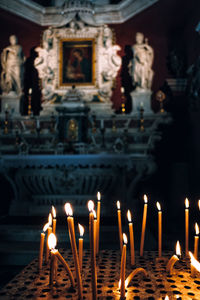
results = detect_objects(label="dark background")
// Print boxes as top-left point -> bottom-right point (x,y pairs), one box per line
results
0,1 -> 200,287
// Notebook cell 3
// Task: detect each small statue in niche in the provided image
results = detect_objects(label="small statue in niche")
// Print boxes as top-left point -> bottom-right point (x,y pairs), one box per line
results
1,35 -> 25,95
67,118 -> 78,141
129,32 -> 154,91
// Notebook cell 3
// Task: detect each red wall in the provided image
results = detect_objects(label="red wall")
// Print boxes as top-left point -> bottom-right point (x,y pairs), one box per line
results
0,0 -> 200,110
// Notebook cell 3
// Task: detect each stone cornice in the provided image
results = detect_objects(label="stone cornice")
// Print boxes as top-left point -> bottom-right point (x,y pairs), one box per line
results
0,0 -> 159,26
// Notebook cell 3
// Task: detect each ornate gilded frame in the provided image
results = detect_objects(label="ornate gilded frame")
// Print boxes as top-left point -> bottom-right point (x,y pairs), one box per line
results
59,38 -> 95,87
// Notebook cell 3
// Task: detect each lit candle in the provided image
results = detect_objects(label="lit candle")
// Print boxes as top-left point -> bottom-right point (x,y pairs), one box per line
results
121,87 -> 124,94
156,202 -> 162,257
88,201 -> 97,300
191,223 -> 199,277
48,233 -> 75,287
45,213 -> 52,263
127,210 -> 135,265
52,206 -> 56,234
120,233 -> 127,299
189,251 -> 200,272
38,222 -> 49,271
88,200 -> 95,249
93,210 -> 97,257
185,198 -> 189,255
166,241 -> 181,275
198,199 -> 200,211
48,232 -> 57,286
78,224 -> 84,272
117,201 -> 123,253
28,88 -> 32,95
96,191 -> 101,255
140,195 -> 148,256
64,203 -> 83,300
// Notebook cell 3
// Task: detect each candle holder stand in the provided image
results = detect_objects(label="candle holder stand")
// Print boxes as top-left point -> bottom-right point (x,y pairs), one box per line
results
1,250 -> 200,300
28,93 -> 32,116
4,109 -> 9,134
139,107 -> 145,132
156,90 -> 166,113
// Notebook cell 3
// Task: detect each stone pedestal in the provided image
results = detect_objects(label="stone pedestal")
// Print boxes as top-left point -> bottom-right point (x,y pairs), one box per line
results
0,93 -> 21,115
130,89 -> 153,114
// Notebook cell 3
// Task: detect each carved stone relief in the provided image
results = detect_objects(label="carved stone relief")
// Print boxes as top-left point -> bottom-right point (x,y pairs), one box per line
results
34,21 -> 121,111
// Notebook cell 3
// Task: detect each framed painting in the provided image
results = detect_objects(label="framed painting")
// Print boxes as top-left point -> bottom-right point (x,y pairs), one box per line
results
59,38 -> 95,86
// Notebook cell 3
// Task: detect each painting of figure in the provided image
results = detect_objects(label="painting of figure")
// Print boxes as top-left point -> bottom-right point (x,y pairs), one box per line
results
60,39 -> 94,86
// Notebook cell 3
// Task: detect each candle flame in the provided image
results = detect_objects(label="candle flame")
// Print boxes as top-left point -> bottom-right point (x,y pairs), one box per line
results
144,194 -> 148,204
88,200 -> 94,212
164,296 -> 169,300
185,198 -> 189,208
97,191 -> 101,201
198,199 -> 200,211
78,224 -> 84,237
117,200 -> 120,210
64,203 -> 73,216
48,213 -> 52,226
156,202 -> 161,211
176,240 -> 181,256
48,233 -> 57,250
43,222 -> 49,232
195,223 -> 199,235
93,210 -> 97,219
118,278 -> 128,289
123,233 -> 128,244
127,210 -> 132,222
189,251 -> 200,272
52,206 -> 56,219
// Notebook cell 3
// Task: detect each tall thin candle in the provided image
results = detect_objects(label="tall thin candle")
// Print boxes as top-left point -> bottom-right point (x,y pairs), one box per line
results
38,222 -> 49,271
185,198 -> 189,255
191,223 -> 199,276
120,233 -> 127,299
96,191 -> 101,255
156,202 -> 162,257
65,203 -> 83,300
52,206 -> 56,235
117,201 -> 123,253
78,224 -> 84,272
127,210 -> 135,265
48,233 -> 75,287
140,195 -> 148,256
88,201 -> 97,300
45,213 -> 52,263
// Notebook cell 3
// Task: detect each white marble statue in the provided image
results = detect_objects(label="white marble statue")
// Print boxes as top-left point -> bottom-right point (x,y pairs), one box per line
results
1,35 -> 24,95
130,32 -> 154,91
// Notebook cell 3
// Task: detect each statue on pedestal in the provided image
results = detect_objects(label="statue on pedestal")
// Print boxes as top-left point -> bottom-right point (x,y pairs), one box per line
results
129,33 -> 154,114
129,32 -> 154,91
1,35 -> 24,95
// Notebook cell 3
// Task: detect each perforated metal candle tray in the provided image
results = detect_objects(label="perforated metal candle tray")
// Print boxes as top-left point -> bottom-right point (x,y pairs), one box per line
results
1,250 -> 200,299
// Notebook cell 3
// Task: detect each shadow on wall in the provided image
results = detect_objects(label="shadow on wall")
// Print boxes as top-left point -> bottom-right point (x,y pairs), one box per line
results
119,45 -> 133,114
22,47 -> 42,116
